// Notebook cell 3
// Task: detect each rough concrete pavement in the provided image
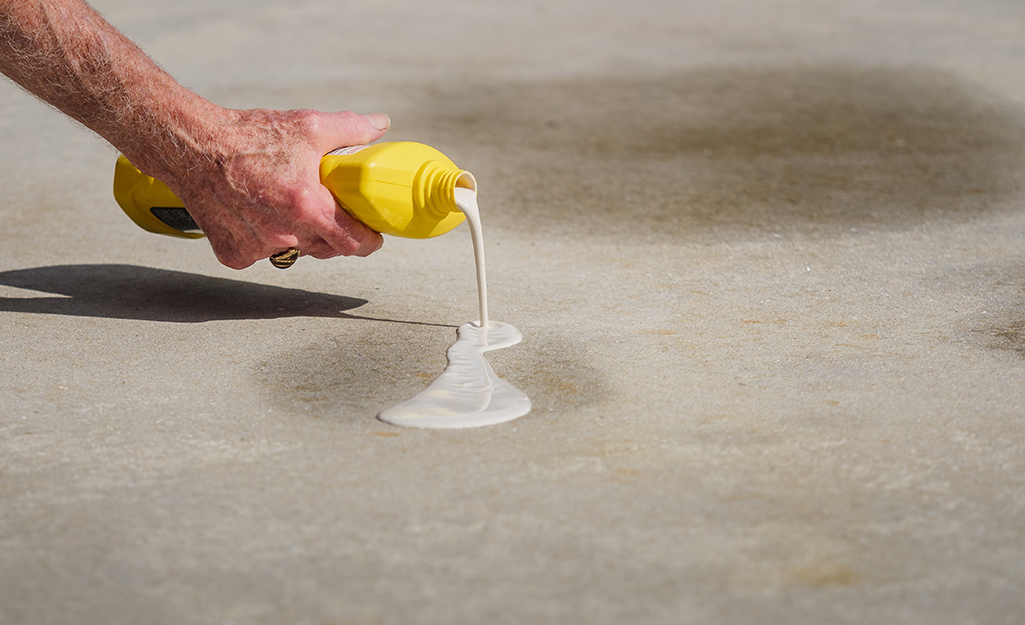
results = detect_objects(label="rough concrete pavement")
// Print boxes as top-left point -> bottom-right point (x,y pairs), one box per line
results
1,1 -> 1024,623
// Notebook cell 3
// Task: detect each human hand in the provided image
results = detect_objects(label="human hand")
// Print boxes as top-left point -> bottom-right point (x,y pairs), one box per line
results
157,108 -> 391,269
1,0 -> 392,269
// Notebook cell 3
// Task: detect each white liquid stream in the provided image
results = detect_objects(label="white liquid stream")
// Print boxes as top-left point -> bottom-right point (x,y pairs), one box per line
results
377,187 -> 531,429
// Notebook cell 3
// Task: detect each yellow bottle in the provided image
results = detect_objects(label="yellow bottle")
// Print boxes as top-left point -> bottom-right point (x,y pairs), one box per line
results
112,141 -> 476,240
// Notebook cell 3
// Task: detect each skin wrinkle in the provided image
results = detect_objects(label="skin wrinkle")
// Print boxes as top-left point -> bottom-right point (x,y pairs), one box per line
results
0,0 -> 389,268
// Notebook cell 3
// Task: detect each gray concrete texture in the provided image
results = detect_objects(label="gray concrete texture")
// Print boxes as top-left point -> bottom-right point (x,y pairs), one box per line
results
1,0 -> 1024,623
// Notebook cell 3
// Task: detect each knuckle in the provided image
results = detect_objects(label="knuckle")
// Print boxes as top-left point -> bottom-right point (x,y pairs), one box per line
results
332,237 -> 360,257
290,109 -> 322,135
325,228 -> 363,256
281,187 -> 312,212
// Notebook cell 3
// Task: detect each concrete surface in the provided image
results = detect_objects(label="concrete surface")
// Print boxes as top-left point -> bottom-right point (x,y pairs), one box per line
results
2,1 -> 1024,623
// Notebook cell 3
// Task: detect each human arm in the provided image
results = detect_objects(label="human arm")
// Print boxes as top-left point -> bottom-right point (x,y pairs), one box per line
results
0,0 -> 389,268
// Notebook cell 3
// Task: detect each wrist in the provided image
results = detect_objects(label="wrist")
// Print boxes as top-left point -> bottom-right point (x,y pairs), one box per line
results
115,92 -> 241,185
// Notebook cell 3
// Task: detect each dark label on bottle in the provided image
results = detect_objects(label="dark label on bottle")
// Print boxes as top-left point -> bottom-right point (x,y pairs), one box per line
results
150,207 -> 201,233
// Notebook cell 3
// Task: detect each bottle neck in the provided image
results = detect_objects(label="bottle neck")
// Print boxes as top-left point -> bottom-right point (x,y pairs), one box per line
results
417,162 -> 477,218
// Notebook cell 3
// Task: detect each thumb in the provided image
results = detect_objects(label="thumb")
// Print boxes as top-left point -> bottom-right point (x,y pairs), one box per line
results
316,111 -> 390,153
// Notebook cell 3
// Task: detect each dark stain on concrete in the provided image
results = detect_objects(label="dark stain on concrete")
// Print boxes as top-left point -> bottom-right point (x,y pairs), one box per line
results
258,325 -> 606,421
487,329 -> 609,414
391,65 -> 1025,239
255,326 -> 448,422
961,262 -> 1025,358
986,319 -> 1025,356
785,561 -> 862,588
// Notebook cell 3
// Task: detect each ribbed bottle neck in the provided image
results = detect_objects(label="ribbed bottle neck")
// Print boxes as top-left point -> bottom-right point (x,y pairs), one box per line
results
418,162 -> 477,218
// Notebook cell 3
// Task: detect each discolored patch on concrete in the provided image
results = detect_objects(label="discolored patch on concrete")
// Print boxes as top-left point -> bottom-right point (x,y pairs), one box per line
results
486,329 -> 610,414
956,261 -> 1025,358
396,65 -> 1025,239
984,319 -> 1025,357
254,326 -> 446,422
256,324 -> 605,423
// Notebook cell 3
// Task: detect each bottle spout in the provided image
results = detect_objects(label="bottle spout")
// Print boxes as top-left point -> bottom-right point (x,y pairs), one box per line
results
419,163 -> 477,217
456,171 -> 477,194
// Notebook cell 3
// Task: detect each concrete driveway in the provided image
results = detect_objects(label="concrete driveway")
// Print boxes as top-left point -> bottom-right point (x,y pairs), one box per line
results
2,1 -> 1024,623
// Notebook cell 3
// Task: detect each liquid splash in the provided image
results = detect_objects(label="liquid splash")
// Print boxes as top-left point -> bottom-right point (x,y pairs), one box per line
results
377,321 -> 531,429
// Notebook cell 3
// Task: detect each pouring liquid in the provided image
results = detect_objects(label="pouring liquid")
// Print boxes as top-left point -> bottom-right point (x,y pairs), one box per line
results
459,187 -> 490,345
376,188 -> 531,429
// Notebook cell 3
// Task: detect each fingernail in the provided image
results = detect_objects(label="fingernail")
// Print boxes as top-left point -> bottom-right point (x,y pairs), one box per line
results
367,113 -> 390,132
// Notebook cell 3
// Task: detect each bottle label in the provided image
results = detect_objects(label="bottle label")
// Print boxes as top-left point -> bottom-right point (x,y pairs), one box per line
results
150,206 -> 201,233
327,144 -> 371,156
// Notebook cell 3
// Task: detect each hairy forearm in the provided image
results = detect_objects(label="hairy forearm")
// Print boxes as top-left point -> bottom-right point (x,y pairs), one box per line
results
0,0 -> 228,179
0,0 -> 390,269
